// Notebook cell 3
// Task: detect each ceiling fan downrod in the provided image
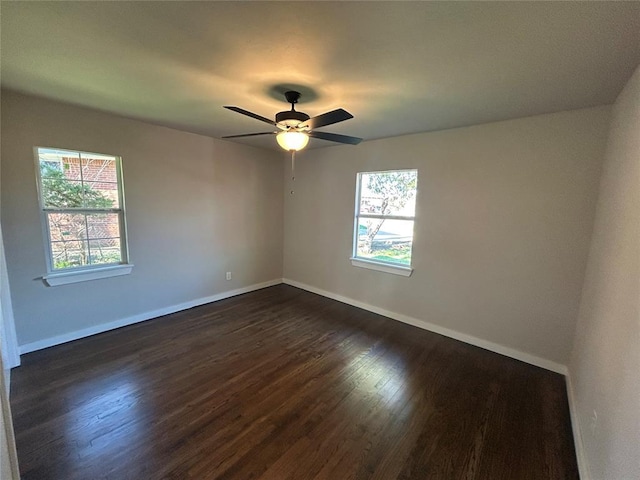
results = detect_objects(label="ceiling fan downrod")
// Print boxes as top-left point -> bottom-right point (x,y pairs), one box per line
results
276,91 -> 309,127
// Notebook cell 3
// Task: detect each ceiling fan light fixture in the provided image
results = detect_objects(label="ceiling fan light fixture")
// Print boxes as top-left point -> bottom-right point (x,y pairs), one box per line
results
276,131 -> 309,151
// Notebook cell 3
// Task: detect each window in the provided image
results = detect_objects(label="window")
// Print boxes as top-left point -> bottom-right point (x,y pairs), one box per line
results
35,147 -> 132,286
352,169 -> 418,276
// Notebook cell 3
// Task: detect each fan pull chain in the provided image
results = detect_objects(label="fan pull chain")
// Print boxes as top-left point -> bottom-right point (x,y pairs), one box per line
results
290,150 -> 295,195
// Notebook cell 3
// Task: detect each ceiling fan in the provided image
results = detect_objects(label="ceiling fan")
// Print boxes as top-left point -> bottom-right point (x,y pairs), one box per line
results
222,91 -> 362,151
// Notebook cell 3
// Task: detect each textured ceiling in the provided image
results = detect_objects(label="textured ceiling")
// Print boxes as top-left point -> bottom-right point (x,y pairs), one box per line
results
2,1 -> 639,150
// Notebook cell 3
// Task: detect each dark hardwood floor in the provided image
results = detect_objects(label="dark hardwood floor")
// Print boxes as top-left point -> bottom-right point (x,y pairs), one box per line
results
11,285 -> 578,479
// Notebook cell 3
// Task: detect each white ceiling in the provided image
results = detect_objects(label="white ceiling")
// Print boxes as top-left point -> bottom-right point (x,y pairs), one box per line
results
2,1 -> 639,151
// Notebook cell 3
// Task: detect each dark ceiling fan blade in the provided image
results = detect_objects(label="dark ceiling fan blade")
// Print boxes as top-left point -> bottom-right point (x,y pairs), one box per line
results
301,108 -> 353,129
224,106 -> 277,126
308,131 -> 362,145
222,132 -> 275,139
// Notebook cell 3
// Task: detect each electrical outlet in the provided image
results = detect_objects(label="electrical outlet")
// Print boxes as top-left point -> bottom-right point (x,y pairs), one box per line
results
226,272 -> 232,281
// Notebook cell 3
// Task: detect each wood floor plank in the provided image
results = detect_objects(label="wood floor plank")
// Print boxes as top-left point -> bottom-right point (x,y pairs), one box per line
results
11,285 -> 579,479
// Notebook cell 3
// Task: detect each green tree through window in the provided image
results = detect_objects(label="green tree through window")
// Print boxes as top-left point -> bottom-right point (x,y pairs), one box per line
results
41,163 -> 114,209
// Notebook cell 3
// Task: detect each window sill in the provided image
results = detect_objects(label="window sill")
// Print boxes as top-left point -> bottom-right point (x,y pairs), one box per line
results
350,258 -> 413,277
43,264 -> 134,286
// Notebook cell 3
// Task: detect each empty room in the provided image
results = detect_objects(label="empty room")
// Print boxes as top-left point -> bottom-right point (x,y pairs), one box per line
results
0,1 -> 638,479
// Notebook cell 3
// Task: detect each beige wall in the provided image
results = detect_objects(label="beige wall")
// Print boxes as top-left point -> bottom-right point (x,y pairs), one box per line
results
284,107 -> 610,365
1,90 -> 283,348
569,66 -> 640,479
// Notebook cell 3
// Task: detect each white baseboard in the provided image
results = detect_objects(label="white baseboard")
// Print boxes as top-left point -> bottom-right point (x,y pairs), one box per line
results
566,373 -> 590,480
19,278 -> 283,354
283,278 -> 568,375
20,276 -> 569,376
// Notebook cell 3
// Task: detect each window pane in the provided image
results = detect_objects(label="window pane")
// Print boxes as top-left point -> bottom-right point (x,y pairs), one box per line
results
81,155 -> 118,183
89,238 -> 122,265
39,160 -> 63,176
356,218 -> 414,265
81,155 -> 119,208
47,213 -> 87,242
61,156 -> 82,181
87,213 -> 121,239
38,149 -> 118,209
41,178 -> 85,208
51,240 -> 89,270
359,170 -> 417,216
42,178 -> 116,209
82,181 -> 119,208
38,149 -> 80,180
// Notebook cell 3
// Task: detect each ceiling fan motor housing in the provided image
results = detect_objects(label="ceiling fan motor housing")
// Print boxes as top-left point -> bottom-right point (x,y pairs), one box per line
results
276,110 -> 310,127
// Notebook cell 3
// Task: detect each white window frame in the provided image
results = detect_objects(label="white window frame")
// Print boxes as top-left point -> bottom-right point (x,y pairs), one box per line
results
351,169 -> 417,277
34,147 -> 133,286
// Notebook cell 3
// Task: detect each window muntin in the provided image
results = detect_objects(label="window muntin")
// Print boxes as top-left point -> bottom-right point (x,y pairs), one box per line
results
353,170 -> 418,267
36,147 -> 128,272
